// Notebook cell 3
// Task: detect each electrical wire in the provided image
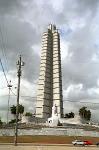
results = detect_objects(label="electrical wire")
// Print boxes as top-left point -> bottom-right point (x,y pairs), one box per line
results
0,93 -> 99,105
1,58 -> 99,105
0,58 -> 36,100
0,20 -> 99,113
0,58 -> 9,85
10,89 -> 17,96
63,99 -> 99,104
0,21 -> 9,73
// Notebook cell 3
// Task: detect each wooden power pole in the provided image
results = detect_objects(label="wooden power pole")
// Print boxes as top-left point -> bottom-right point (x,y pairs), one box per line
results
14,55 -> 24,146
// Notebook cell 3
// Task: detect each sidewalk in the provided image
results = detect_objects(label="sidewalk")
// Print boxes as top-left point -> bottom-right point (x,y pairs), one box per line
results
0,145 -> 98,150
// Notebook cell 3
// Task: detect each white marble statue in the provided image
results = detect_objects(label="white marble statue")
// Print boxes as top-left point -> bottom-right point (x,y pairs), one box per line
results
52,104 -> 58,117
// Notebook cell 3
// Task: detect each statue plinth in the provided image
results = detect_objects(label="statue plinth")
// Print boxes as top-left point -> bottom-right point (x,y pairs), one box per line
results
47,104 -> 60,127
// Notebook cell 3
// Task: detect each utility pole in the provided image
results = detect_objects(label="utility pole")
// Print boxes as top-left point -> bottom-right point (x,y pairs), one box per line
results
7,80 -> 12,124
14,55 -> 24,146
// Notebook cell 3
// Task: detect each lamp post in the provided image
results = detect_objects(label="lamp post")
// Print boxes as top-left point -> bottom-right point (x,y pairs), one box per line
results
7,80 -> 12,124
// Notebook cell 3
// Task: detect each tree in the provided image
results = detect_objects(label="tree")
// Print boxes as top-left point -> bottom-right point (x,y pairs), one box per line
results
10,105 -> 16,118
64,112 -> 75,118
0,117 -> 3,125
9,119 -> 16,124
69,112 -> 75,118
79,107 -> 91,121
10,104 -> 24,120
18,104 -> 24,119
25,112 -> 32,117
9,119 -> 20,124
64,113 -> 69,118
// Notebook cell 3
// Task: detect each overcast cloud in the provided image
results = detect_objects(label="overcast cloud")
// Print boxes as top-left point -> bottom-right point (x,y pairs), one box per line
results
0,0 -> 99,122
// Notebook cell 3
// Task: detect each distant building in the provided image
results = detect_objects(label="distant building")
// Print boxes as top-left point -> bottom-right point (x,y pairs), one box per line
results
36,24 -> 63,119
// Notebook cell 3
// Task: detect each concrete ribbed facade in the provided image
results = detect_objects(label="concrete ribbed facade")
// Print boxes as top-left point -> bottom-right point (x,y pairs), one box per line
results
36,24 -> 63,119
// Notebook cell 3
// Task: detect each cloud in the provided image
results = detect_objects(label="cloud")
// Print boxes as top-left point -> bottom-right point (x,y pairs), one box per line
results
0,0 -> 24,16
0,0 -> 99,122
0,15 -> 40,82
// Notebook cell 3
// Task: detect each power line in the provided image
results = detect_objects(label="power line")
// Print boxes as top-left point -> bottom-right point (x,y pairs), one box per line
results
1,94 -> 99,105
1,91 -> 99,104
1,56 -> 99,106
0,58 -> 9,85
10,89 -> 17,96
63,99 -> 99,104
0,94 -> 36,98
10,89 -> 36,98
0,22 -> 9,73
0,58 -> 12,124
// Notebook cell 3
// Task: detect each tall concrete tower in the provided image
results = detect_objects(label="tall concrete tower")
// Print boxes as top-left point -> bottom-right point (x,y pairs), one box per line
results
36,24 -> 63,119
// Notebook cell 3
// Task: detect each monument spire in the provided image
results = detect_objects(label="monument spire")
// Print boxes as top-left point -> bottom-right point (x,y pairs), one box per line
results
36,24 -> 63,119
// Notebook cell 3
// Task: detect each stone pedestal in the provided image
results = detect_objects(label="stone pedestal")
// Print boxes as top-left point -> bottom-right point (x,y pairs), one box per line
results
47,116 -> 59,127
47,104 -> 60,127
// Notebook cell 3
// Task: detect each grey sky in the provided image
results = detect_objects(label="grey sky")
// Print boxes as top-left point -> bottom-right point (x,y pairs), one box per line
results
0,0 -> 99,122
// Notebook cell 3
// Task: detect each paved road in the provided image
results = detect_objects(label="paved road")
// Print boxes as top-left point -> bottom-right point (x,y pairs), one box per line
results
0,145 -> 99,150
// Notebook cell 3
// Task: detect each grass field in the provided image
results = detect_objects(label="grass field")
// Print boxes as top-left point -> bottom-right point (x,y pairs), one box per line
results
0,135 -> 99,144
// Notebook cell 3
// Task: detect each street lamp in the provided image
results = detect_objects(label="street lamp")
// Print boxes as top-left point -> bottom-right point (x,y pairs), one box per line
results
7,80 -> 12,124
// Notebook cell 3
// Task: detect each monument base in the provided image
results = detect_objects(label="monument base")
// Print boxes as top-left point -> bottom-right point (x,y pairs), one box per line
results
47,115 -> 60,127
